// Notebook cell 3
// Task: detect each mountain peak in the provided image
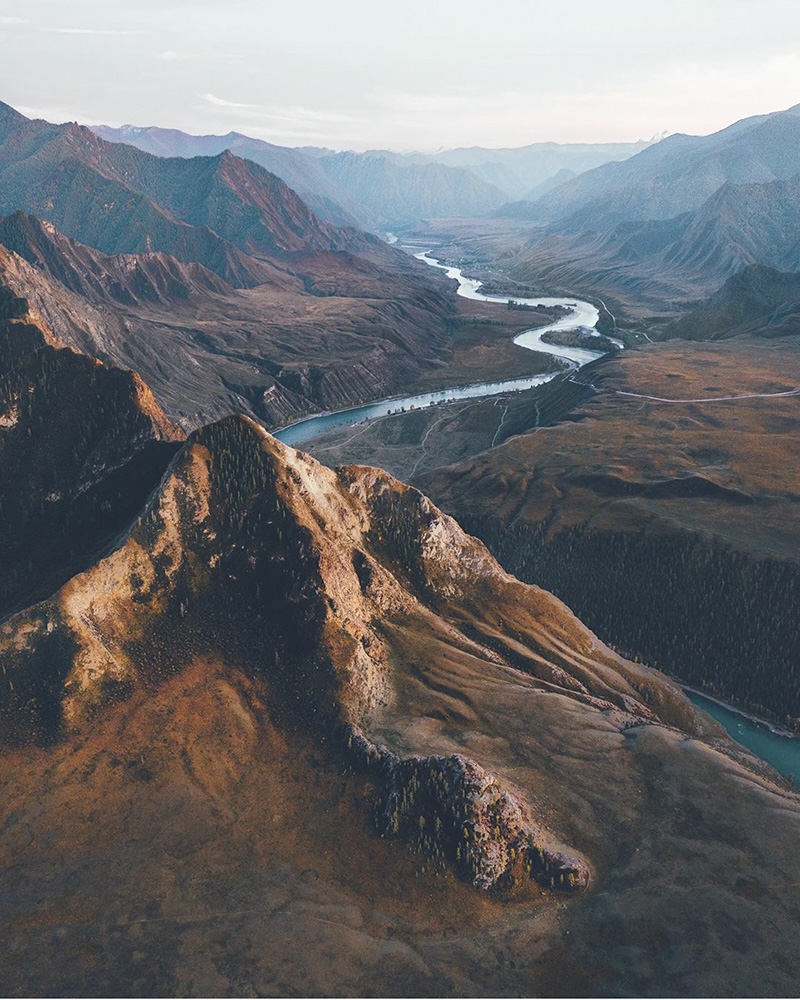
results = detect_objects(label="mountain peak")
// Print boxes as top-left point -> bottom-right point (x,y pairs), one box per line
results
0,99 -> 26,119
0,403 -> 710,895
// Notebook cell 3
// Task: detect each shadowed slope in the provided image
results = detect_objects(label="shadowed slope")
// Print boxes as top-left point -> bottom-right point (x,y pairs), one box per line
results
0,313 -> 182,619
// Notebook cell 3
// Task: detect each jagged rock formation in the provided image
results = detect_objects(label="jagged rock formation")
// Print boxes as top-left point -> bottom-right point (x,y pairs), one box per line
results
350,737 -> 589,891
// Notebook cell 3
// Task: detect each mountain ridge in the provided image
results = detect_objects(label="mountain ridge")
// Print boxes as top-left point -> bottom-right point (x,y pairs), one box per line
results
516,102 -> 800,229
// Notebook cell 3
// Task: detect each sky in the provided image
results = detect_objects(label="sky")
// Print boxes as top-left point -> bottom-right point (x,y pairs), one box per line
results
1,0 -> 800,151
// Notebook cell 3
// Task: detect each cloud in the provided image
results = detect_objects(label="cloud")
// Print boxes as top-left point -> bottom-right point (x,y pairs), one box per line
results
203,93 -> 259,109
202,93 -> 353,124
193,94 -> 357,145
45,27 -> 149,36
15,102 -> 125,127
159,50 -> 240,61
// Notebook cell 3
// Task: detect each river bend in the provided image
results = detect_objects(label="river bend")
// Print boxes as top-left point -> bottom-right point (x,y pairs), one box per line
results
276,252 -> 610,447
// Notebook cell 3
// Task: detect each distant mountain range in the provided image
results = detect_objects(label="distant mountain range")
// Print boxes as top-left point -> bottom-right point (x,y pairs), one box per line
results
91,122 -> 365,227
93,122 -> 651,228
380,138 -> 655,200
502,103 -> 800,227
496,103 -> 800,309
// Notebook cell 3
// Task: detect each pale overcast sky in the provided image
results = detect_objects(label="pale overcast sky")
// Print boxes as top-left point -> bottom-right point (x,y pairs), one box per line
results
1,0 -> 799,150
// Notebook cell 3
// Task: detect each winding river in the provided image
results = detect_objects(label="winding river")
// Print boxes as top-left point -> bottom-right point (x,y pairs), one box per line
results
275,252 -> 610,447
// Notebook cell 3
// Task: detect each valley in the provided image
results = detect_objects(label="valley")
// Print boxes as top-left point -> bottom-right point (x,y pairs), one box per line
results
277,251 -> 611,446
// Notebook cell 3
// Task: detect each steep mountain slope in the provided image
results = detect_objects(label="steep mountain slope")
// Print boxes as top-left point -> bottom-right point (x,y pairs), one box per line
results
2,404 -> 800,995
662,172 -> 800,279
662,264 -> 800,340
0,218 -> 453,427
0,101 -> 392,289
0,289 -> 182,618
503,167 -> 800,310
93,123 -> 359,226
522,102 -> 800,228
422,338 -> 800,727
0,210 -> 233,305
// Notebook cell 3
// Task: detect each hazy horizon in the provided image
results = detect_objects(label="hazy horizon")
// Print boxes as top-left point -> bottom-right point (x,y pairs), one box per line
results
1,0 -> 800,152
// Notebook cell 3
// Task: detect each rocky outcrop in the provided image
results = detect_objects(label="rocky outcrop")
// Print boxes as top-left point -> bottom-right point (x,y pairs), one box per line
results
349,734 -> 589,891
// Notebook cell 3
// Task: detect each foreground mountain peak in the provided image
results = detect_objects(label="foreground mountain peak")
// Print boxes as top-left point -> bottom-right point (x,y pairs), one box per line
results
1,410 -> 715,895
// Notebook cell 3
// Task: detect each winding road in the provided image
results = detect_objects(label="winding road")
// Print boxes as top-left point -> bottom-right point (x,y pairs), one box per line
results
617,387 -> 800,403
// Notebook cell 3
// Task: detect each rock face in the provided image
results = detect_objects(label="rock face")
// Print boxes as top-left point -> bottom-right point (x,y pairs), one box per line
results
0,415 -> 684,733
350,737 -> 589,891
